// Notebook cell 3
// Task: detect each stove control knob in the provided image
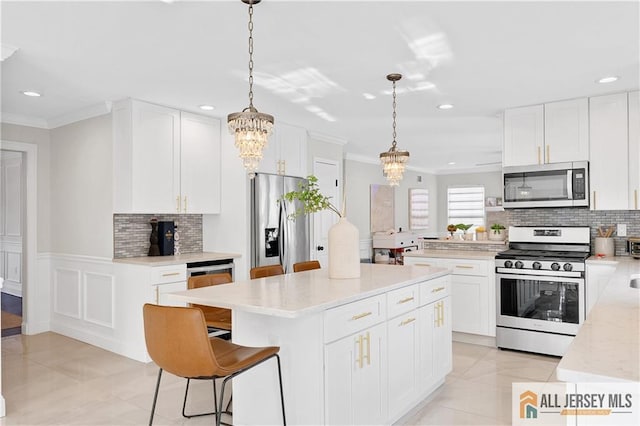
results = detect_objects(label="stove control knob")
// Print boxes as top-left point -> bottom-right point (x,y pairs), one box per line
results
551,262 -> 560,271
563,263 -> 573,272
532,261 -> 542,270
504,260 -> 513,268
515,261 -> 524,269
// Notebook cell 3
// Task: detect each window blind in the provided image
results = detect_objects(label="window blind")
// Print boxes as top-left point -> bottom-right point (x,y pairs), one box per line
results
447,186 -> 485,231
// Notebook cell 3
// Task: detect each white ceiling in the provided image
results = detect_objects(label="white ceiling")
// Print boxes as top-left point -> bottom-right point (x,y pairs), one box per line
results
2,0 -> 639,173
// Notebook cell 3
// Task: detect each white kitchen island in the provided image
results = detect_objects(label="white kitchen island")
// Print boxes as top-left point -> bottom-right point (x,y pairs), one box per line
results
169,263 -> 452,425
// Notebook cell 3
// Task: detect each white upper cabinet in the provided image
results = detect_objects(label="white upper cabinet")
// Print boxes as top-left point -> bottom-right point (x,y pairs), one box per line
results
113,99 -> 221,214
628,91 -> 640,209
589,93 -> 629,210
180,112 -> 221,214
544,98 -> 589,163
258,122 -> 308,177
503,99 -> 589,167
503,105 -> 544,167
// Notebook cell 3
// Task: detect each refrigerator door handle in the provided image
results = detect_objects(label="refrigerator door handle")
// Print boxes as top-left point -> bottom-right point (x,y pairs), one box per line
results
278,201 -> 286,269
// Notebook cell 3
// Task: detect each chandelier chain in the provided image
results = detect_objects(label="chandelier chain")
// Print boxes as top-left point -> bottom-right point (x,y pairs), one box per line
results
391,80 -> 397,148
247,1 -> 255,108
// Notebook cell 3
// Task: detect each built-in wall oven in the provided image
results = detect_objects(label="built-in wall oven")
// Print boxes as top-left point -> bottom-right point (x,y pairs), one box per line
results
496,226 -> 590,356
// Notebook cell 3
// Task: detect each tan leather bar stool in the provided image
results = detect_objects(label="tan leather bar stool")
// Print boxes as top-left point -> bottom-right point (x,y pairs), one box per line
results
249,264 -> 285,279
187,272 -> 232,333
292,260 -> 321,272
143,304 -> 286,426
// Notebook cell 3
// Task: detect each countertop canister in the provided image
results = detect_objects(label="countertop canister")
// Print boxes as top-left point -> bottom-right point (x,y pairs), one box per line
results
594,237 -> 615,257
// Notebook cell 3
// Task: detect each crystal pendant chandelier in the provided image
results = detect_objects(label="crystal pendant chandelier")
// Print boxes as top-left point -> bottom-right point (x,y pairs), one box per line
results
379,73 -> 409,186
227,0 -> 274,178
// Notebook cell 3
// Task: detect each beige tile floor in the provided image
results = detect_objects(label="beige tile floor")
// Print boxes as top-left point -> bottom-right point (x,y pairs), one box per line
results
0,332 -> 560,425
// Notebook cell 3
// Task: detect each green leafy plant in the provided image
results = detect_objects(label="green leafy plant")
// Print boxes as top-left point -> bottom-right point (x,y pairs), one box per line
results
455,223 -> 473,233
491,223 -> 506,234
281,175 -> 342,219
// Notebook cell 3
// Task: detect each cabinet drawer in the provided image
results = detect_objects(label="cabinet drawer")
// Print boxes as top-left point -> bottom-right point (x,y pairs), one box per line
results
150,265 -> 186,284
420,275 -> 450,306
387,284 -> 419,319
445,259 -> 487,276
403,257 -> 442,267
324,294 -> 386,343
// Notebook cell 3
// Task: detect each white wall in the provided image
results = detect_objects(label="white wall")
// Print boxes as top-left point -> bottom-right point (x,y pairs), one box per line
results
49,115 -> 113,258
344,158 -> 438,238
436,170 -> 502,234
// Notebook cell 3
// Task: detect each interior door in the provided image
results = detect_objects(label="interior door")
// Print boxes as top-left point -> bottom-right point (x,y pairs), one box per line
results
313,159 -> 340,268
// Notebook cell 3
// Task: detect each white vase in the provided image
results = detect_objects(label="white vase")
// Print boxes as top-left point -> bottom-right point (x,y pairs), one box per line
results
328,217 -> 361,279
489,230 -> 505,241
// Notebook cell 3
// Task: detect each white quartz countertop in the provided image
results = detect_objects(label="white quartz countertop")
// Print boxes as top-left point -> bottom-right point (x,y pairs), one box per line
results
112,251 -> 241,266
169,263 -> 450,318
557,256 -> 640,382
404,249 -> 501,260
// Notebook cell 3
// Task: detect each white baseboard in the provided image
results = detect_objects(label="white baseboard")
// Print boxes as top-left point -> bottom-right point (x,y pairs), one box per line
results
452,331 -> 497,347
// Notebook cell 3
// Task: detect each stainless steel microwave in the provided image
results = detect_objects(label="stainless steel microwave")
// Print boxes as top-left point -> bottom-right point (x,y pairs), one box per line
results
503,161 -> 589,208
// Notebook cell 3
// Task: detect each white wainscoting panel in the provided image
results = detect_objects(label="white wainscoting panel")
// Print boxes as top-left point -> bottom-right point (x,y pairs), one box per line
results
84,272 -> 114,328
54,267 -> 81,319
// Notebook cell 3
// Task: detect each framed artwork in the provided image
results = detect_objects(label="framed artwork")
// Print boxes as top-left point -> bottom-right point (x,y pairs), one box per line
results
370,184 -> 394,232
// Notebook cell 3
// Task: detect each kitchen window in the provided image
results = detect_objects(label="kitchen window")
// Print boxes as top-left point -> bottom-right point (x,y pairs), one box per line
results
409,188 -> 429,230
447,186 -> 485,231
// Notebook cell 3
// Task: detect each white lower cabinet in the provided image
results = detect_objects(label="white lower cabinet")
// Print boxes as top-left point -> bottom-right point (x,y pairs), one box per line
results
586,262 -> 617,315
324,274 -> 452,424
404,256 -> 495,337
325,322 -> 388,425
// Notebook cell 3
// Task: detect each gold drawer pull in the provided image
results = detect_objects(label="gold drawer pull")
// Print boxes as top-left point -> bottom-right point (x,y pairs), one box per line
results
351,311 -> 372,321
397,296 -> 414,304
455,265 -> 474,269
431,286 -> 445,293
162,272 -> 180,277
415,263 -> 432,267
400,317 -> 416,326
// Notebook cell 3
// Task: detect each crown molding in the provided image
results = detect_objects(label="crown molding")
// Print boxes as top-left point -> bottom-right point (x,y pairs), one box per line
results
48,101 -> 113,129
1,113 -> 49,129
307,131 -> 348,146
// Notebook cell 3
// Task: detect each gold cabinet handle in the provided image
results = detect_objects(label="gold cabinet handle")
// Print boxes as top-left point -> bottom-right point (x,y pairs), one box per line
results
162,272 -> 180,277
281,160 -> 286,174
635,190 -> 638,210
155,286 -> 159,304
400,317 -> 416,326
364,332 -> 371,366
356,335 -> 363,369
351,311 -> 372,321
183,196 -> 188,213
455,265 -> 474,269
431,286 -> 445,293
593,191 -> 597,210
537,146 -> 541,165
439,301 -> 445,326
415,263 -> 432,267
397,296 -> 414,304
176,196 -> 181,213
546,145 -> 550,163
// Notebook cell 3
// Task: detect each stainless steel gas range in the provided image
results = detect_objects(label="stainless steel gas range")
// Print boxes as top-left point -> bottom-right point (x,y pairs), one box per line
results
495,226 -> 591,357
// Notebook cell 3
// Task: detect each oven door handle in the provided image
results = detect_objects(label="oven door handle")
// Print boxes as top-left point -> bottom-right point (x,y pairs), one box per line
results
187,263 -> 234,275
496,272 -> 584,284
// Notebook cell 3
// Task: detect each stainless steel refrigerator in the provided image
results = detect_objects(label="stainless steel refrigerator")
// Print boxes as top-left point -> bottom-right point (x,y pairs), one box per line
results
251,173 -> 310,273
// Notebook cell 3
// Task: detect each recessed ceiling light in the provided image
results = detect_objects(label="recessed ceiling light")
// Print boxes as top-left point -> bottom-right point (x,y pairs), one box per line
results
448,161 -> 456,165
199,105 -> 215,111
363,93 -> 376,100
21,90 -> 41,97
597,76 -> 618,84
437,103 -> 454,110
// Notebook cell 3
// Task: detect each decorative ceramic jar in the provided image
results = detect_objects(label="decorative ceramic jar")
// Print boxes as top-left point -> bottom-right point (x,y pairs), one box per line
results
328,217 -> 360,279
